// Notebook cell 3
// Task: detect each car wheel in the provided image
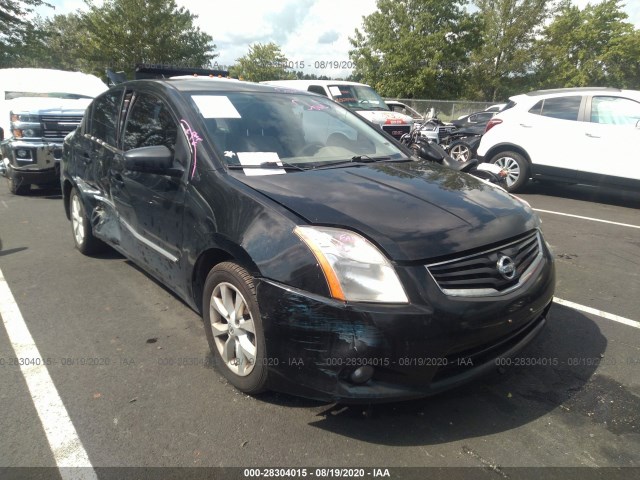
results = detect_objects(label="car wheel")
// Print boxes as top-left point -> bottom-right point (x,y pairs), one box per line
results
70,188 -> 105,255
8,176 -> 30,195
490,151 -> 529,192
449,140 -> 473,162
203,262 -> 268,394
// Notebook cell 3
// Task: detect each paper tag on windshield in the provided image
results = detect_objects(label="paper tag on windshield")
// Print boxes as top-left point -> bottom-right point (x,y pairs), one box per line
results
329,86 -> 342,97
237,152 -> 286,176
193,95 -> 241,118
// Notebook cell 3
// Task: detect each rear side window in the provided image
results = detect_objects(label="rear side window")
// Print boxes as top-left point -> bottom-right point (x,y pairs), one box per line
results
590,96 -> 640,125
529,96 -> 581,121
89,90 -> 122,145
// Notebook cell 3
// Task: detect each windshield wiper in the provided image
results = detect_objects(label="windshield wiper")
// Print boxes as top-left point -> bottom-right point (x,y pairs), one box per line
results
227,161 -> 307,172
312,155 -> 395,169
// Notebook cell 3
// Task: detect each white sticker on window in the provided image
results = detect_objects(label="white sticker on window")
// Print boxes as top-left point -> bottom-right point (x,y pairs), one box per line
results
237,151 -> 285,176
329,86 -> 342,97
193,96 -> 241,118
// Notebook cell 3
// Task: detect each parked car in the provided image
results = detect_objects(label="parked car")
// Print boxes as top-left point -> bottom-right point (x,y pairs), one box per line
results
385,100 -> 425,122
477,87 -> 640,192
0,68 -> 107,194
442,111 -> 497,162
485,103 -> 506,113
62,77 -> 555,402
262,80 -> 414,141
451,111 -> 496,133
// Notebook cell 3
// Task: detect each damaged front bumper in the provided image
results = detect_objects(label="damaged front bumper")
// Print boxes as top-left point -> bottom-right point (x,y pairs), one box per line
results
1,139 -> 63,186
256,254 -> 555,403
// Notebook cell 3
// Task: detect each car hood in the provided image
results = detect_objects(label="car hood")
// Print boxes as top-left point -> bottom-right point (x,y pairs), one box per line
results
354,110 -> 413,127
233,161 -> 538,262
6,97 -> 92,115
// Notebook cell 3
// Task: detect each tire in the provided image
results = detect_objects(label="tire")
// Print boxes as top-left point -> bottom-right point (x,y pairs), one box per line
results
203,262 -> 268,394
449,140 -> 473,162
69,187 -> 105,255
489,151 -> 530,192
8,175 -> 30,195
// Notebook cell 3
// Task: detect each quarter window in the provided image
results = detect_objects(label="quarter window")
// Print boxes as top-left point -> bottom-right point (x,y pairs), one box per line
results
590,96 -> 640,125
89,90 -> 122,144
529,96 -> 581,121
123,92 -> 178,152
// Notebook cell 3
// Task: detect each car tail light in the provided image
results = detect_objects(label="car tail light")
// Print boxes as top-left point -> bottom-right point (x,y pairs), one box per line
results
484,118 -> 503,133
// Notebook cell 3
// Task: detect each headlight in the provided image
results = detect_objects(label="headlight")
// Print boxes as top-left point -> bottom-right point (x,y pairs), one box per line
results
294,226 -> 408,303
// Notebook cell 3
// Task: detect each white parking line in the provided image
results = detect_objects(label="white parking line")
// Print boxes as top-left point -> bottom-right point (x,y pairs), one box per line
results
0,268 -> 97,480
554,297 -> 640,329
533,209 -> 640,229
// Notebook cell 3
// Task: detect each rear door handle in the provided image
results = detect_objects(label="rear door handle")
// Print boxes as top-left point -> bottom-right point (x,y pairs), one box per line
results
519,124 -> 533,128
585,133 -> 600,138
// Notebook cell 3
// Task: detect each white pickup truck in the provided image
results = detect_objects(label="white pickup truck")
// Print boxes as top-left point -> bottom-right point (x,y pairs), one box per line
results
262,80 -> 414,141
0,68 -> 107,194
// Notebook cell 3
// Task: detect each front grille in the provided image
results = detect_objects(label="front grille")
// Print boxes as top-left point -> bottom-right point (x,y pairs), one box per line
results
382,124 -> 411,140
427,230 -> 542,297
41,115 -> 83,141
437,125 -> 456,143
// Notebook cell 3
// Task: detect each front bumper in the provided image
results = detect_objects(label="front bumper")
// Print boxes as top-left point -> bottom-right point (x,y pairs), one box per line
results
256,245 -> 555,403
1,140 -> 62,186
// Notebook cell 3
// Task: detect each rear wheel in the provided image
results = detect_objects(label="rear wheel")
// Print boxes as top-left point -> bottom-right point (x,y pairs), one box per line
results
203,262 -> 268,394
449,140 -> 473,162
70,188 -> 105,254
489,151 -> 529,192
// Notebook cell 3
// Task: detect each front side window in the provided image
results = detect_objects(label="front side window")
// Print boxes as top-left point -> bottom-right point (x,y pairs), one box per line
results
89,89 -> 122,145
590,96 -> 640,125
123,92 -> 178,152
190,92 -> 407,169
529,96 -> 581,121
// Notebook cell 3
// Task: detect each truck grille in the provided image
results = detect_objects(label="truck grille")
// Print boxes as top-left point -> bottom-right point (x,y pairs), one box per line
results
426,230 -> 543,297
382,124 -> 411,141
41,115 -> 83,141
437,125 -> 456,143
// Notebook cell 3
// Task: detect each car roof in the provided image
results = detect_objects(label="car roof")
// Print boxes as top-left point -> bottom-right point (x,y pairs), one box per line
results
261,79 -> 372,88
509,87 -> 640,103
113,78 -> 309,95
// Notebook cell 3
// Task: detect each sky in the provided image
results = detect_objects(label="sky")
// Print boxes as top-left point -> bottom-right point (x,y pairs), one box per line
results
37,0 -> 640,76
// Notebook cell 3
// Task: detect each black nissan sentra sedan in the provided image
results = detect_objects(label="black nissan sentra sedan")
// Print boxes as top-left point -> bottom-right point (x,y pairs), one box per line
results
61,78 -> 555,403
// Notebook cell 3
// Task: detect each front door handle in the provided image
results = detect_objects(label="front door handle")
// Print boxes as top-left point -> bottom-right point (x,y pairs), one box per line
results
109,169 -> 125,187
519,124 -> 533,128
585,133 -> 600,138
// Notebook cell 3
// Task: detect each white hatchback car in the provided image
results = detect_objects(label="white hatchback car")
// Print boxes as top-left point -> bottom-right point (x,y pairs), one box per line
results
477,88 -> 640,192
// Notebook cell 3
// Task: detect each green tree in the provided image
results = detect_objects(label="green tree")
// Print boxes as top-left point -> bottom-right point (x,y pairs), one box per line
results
229,42 -> 296,82
467,0 -> 557,101
348,0 -> 480,99
533,0 -> 640,89
18,13 -> 89,70
1,0 -> 53,66
80,0 -> 216,78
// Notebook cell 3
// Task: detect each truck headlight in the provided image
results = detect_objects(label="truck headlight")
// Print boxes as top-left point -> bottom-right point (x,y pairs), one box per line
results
294,226 -> 409,303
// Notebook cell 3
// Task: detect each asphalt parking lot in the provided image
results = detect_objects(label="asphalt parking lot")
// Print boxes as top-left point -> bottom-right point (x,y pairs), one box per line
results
0,178 -> 639,479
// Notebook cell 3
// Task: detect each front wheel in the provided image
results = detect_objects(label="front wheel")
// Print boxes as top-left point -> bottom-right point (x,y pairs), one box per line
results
69,188 -> 106,255
489,151 -> 529,192
8,175 -> 30,195
203,262 -> 268,394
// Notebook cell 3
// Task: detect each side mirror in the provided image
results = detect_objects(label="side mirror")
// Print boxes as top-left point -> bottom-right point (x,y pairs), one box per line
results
124,145 -> 182,177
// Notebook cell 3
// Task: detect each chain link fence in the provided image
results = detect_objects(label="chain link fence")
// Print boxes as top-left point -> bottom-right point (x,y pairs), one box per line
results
385,98 -> 496,122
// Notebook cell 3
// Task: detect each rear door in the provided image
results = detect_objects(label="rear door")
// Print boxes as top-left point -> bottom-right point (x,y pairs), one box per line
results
577,94 -> 640,187
519,95 -> 585,181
